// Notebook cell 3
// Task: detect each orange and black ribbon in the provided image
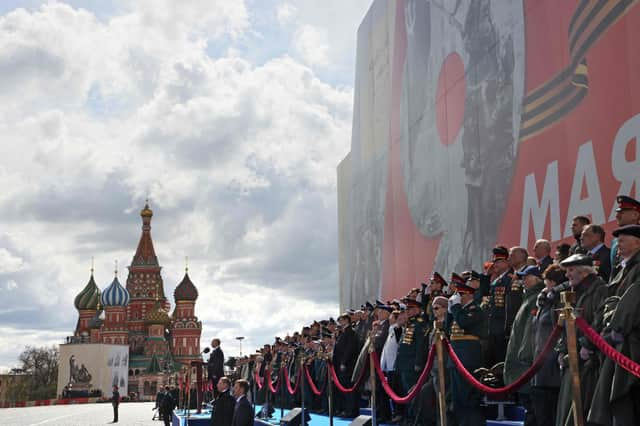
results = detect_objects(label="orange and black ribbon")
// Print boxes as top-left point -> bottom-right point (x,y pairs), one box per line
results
520,0 -> 638,140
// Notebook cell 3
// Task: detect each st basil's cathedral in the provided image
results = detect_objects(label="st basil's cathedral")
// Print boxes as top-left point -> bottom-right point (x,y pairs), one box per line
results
65,202 -> 203,398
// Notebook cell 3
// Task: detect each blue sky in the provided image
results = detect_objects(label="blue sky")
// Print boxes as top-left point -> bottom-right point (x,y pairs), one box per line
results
0,0 -> 372,370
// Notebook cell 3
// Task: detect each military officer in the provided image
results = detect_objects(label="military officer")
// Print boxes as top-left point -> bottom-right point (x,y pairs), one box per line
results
484,246 -> 513,367
395,298 -> 428,421
609,195 -> 640,282
447,273 -> 486,426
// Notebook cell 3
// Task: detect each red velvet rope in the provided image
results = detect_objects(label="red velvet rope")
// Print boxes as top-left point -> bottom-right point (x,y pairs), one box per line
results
372,345 -> 436,404
284,365 -> 302,395
304,365 -> 326,396
254,368 -> 264,390
266,368 -> 281,394
328,361 -> 367,393
444,325 -> 562,396
575,317 -> 640,378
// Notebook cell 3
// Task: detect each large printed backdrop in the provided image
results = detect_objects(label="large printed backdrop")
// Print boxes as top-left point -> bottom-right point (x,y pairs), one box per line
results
338,0 -> 640,309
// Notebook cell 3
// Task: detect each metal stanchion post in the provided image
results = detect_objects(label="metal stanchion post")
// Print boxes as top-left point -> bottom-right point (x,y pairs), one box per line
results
435,321 -> 447,426
369,336 -> 377,426
328,362 -> 334,426
280,366 -> 284,420
300,356 -> 306,426
252,371 -> 257,418
560,291 -> 584,426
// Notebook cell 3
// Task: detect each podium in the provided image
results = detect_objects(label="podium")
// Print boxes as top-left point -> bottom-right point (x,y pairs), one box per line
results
190,360 -> 206,414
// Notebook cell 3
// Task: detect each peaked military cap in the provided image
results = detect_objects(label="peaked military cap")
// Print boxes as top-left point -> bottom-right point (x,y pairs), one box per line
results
431,272 -> 448,287
463,270 -> 482,281
560,253 -> 594,267
403,298 -> 421,309
450,273 -> 476,293
616,195 -> 640,212
492,246 -> 509,261
612,224 -> 640,239
365,301 -> 375,311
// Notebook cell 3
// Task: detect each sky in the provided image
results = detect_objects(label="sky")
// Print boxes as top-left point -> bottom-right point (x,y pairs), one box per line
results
0,0 -> 372,371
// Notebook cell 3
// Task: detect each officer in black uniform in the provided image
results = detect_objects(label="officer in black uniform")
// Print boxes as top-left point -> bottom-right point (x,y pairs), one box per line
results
395,298 -> 428,421
484,246 -> 513,367
447,273 -> 486,426
610,195 -> 640,281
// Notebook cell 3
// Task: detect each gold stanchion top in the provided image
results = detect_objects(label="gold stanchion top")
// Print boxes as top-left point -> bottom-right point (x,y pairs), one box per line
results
561,290 -> 576,306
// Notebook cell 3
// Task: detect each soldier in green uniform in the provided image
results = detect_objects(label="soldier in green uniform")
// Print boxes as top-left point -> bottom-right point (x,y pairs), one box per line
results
447,273 -> 486,426
395,298 -> 428,421
503,265 -> 545,425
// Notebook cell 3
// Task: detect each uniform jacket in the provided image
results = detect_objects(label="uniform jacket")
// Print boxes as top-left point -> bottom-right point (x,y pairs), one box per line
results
486,270 -> 513,336
396,314 -> 428,372
503,282 -> 545,393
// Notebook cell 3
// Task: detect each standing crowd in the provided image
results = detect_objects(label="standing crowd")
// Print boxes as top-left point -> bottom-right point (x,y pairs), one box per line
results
218,195 -> 640,426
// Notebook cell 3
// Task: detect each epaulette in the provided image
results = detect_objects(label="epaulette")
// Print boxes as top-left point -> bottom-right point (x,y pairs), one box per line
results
416,317 -> 424,323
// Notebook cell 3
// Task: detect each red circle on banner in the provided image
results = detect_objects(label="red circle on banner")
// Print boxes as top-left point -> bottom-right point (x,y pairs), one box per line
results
436,52 -> 466,146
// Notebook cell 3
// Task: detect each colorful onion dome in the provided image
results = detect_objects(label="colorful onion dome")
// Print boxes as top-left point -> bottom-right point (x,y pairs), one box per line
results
100,276 -> 130,307
174,272 -> 198,301
146,300 -> 170,324
74,274 -> 101,310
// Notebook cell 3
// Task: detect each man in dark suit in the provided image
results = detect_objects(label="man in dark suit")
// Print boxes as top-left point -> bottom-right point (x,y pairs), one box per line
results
111,385 -> 120,423
533,239 -> 554,273
581,224 -> 612,281
211,377 -> 235,426
231,379 -> 253,426
569,215 -> 591,255
159,386 -> 176,426
208,338 -> 225,395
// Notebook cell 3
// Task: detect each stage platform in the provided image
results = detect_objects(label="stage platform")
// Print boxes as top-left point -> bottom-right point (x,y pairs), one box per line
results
172,404 -> 525,426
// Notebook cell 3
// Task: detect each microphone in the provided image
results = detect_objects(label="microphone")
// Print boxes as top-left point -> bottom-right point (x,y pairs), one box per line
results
202,347 -> 211,354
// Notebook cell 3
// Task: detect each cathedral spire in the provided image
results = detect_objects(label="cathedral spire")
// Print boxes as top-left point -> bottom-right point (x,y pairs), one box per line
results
131,201 -> 159,267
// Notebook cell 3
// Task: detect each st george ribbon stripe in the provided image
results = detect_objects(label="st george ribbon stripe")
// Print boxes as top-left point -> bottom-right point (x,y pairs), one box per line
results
520,0 -> 637,141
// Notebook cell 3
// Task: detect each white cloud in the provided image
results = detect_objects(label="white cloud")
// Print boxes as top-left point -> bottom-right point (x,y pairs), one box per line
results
6,280 -> 18,291
0,249 -> 24,274
293,24 -> 330,67
0,0 -> 361,368
277,2 -> 297,25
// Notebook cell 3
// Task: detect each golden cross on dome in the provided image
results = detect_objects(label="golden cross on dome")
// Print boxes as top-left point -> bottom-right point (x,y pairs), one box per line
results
90,256 -> 94,275
185,256 -> 189,273
114,259 -> 118,277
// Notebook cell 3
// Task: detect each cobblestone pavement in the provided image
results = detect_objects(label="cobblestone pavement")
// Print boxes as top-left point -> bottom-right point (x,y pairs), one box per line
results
2,402 -> 167,426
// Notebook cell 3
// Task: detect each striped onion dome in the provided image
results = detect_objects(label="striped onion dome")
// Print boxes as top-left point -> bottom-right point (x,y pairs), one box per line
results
74,274 -> 100,311
100,276 -> 130,307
